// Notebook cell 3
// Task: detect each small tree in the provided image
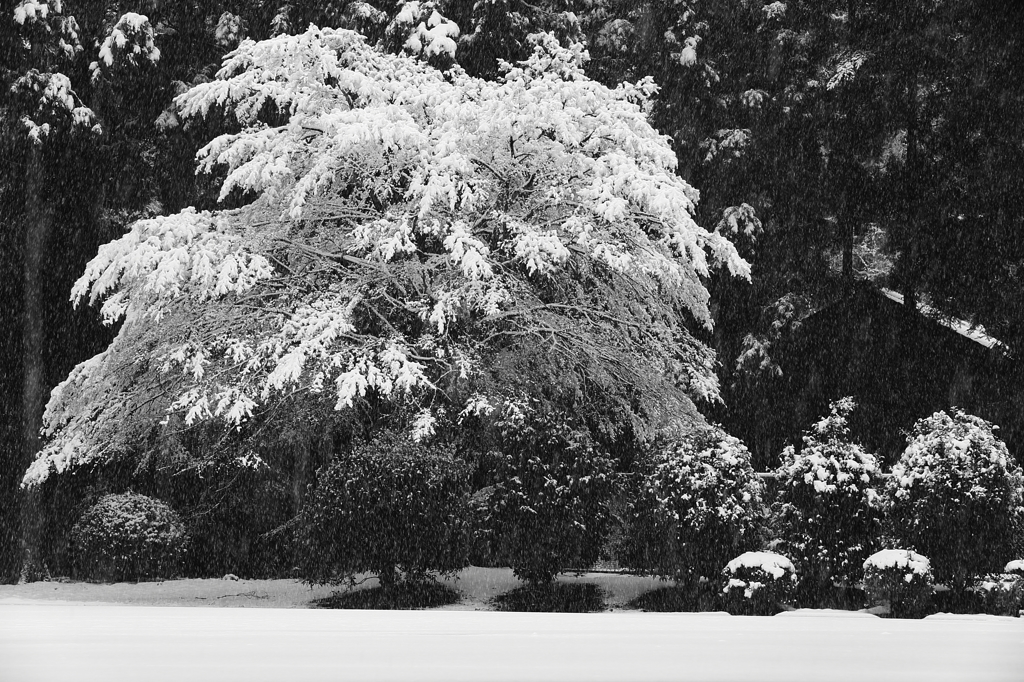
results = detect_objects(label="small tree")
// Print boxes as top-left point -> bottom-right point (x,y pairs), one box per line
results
884,410 -> 1024,593
487,413 -> 616,587
772,398 -> 883,604
618,425 -> 764,594
70,492 -> 188,582
296,433 -> 471,590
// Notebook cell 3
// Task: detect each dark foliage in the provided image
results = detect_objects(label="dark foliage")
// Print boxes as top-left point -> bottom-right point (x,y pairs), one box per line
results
70,492 -> 188,582
616,426 -> 764,589
296,433 -> 472,589
486,416 -> 616,586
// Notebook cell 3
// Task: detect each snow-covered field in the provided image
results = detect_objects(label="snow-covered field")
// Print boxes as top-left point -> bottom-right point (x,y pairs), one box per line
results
1,604 -> 1021,682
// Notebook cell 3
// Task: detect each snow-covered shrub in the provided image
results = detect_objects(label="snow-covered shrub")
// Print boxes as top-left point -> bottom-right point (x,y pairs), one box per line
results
772,398 -> 883,601
296,433 -> 471,589
862,549 -> 933,618
487,416 -> 616,586
1006,559 -> 1024,577
70,492 -> 188,582
721,551 -> 798,615
884,410 -> 1024,590
973,574 -> 1024,617
617,426 -> 764,587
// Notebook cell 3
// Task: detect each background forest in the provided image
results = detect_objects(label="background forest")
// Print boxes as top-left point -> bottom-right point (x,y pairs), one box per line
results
1,0 -> 1023,585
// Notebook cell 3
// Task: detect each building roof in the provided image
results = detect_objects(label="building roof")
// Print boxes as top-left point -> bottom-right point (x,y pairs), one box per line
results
876,288 -> 1005,352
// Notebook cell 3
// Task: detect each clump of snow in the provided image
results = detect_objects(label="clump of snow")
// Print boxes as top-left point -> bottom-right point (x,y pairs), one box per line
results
864,549 -> 931,576
726,552 -> 796,579
762,2 -> 787,20
96,13 -> 160,72
389,2 -> 460,60
13,0 -> 51,25
678,36 -> 699,67
10,71 -> 99,144
215,12 -> 245,48
1005,559 -> 1024,575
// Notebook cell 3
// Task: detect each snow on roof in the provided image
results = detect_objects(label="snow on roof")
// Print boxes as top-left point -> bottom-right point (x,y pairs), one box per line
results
878,288 -> 1004,351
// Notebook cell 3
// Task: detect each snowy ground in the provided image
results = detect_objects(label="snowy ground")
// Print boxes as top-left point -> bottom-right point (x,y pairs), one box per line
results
2,604 -> 1021,682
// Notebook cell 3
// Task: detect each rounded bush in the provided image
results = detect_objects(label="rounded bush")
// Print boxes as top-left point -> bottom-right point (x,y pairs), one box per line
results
772,399 -> 883,600
487,417 -> 615,586
721,551 -> 798,615
1006,559 -> 1024,578
70,492 -> 188,582
973,574 -> 1024,617
618,426 -> 764,587
884,410 -> 1024,591
863,549 -> 933,618
296,433 -> 471,589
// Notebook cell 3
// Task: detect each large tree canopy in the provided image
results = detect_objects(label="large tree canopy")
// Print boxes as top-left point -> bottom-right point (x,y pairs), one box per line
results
24,28 -> 748,486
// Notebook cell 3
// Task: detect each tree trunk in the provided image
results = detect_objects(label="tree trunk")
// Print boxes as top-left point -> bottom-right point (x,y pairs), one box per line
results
378,564 -> 398,592
842,219 -> 854,285
20,144 -> 54,582
901,71 -> 921,312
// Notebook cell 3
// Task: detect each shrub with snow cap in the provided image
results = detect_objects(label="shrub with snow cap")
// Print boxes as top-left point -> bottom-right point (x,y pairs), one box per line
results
772,398 -> 883,599
972,573 -> 1024,617
1006,559 -> 1024,577
618,425 -> 765,587
70,492 -> 188,582
721,551 -> 797,615
863,549 -> 933,618
884,410 -> 1024,591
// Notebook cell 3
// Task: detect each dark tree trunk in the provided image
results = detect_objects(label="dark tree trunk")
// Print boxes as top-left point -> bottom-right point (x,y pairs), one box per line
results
901,74 -> 921,313
378,564 -> 398,592
19,145 -> 53,582
842,219 -> 854,284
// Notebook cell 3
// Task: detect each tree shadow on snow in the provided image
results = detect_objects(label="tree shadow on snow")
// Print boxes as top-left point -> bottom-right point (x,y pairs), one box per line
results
312,581 -> 462,610
627,585 -> 719,612
492,583 -> 606,612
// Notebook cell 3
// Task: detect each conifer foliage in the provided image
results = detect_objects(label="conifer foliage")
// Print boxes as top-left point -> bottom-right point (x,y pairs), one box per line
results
23,27 -> 748,486
772,398 -> 883,600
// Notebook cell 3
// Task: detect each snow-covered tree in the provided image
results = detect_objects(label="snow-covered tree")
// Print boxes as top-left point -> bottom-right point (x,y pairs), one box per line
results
885,410 -> 1024,593
618,425 -> 764,590
771,398 -> 883,603
23,27 -> 748,487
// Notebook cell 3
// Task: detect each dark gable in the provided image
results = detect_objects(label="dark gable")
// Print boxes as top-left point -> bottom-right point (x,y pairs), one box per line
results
765,285 -> 1021,467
